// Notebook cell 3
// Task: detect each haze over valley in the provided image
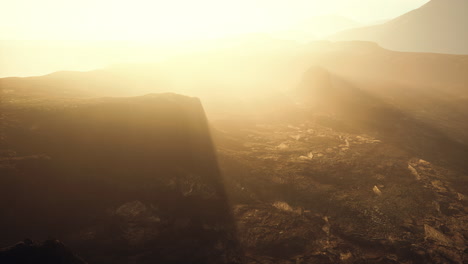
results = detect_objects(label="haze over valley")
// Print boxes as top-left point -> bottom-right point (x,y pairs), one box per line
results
1,1 -> 468,263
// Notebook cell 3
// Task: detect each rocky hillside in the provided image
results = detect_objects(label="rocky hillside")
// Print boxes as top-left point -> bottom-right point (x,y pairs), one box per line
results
0,93 -> 241,264
213,115 -> 468,264
207,42 -> 468,263
1,40 -> 468,264
295,42 -> 468,149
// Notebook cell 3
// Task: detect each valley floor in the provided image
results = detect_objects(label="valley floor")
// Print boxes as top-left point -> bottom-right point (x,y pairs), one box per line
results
214,118 -> 468,263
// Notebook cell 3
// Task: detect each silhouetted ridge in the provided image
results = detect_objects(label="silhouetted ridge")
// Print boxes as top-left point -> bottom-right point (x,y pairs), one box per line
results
330,0 -> 468,54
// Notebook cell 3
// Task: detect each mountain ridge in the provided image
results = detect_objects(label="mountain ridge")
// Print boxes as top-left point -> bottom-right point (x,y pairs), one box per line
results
329,0 -> 468,54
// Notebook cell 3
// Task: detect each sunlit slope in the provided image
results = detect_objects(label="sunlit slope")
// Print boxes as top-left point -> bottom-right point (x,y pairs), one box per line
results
294,42 -> 468,170
330,0 -> 468,54
0,34 -> 301,94
2,40 -> 468,125
299,41 -> 468,95
3,36 -> 302,95
0,69 -> 167,98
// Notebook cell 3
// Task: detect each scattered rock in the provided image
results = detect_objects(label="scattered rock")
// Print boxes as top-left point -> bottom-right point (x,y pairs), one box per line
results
431,180 -> 448,193
276,143 -> 289,150
298,152 -> 314,161
373,185 -> 382,196
408,164 -> 421,180
322,216 -> 331,237
424,225 -> 452,246
340,252 -> 352,261
419,159 -> 431,166
273,201 -> 294,212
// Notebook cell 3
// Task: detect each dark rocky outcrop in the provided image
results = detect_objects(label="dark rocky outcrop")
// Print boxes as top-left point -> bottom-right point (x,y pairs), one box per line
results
0,239 -> 86,264
0,93 -> 241,264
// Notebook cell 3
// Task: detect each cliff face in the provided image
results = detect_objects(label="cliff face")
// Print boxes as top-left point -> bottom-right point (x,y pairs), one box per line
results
0,93 -> 240,264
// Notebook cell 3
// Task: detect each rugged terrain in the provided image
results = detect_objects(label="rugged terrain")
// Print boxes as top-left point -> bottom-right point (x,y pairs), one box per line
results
1,41 -> 468,263
214,116 -> 468,263
0,94 -> 241,264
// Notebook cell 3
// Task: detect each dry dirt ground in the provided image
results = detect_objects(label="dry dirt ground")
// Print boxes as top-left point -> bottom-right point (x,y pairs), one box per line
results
214,118 -> 468,264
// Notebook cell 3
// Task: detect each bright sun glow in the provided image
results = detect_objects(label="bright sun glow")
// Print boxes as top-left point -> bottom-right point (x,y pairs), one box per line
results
0,0 -> 430,77
1,0 -> 429,41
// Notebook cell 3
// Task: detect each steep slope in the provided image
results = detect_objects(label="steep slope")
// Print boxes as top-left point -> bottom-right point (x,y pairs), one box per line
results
294,41 -> 468,149
0,93 -> 241,264
204,43 -> 468,264
330,0 -> 468,54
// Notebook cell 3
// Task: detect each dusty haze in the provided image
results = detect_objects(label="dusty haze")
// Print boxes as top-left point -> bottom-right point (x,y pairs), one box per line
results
1,1 -> 468,263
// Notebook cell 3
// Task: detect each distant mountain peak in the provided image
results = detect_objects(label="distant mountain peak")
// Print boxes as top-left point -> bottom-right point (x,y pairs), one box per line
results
330,0 -> 468,54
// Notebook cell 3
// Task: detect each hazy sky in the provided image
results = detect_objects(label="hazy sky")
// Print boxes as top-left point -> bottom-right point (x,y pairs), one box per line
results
1,0 -> 429,41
